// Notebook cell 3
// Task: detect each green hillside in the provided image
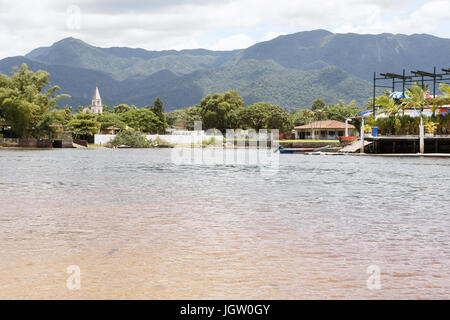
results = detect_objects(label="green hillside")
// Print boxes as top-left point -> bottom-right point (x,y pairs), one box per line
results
191,60 -> 372,110
242,30 -> 450,80
0,30 -> 448,111
25,38 -> 236,80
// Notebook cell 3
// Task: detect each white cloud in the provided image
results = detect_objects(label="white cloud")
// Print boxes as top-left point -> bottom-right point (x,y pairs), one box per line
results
264,32 -> 286,41
0,0 -> 448,58
210,34 -> 257,50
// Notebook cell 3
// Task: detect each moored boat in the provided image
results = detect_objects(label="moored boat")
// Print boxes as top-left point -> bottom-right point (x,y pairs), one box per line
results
278,146 -> 315,154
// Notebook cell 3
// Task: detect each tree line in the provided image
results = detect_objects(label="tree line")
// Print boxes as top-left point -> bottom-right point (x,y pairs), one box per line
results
166,91 -> 293,134
69,98 -> 167,139
0,64 -> 168,139
1,64 -> 364,140
166,95 -> 362,134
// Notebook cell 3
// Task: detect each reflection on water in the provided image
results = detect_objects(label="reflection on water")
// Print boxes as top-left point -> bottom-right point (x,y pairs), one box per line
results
0,149 -> 449,299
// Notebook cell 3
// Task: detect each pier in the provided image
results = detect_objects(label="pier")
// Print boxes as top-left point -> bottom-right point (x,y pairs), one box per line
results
365,135 -> 450,154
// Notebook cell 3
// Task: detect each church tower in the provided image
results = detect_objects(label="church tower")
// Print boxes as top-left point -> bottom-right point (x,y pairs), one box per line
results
90,86 -> 103,114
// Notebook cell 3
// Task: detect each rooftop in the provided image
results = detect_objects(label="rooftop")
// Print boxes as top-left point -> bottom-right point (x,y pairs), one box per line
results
295,120 -> 356,130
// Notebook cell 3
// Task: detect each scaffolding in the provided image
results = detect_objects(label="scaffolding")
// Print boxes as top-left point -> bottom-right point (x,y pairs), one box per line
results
372,67 -> 450,116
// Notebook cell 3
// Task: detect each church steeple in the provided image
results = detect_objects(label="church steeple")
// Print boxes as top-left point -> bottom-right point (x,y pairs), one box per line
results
91,86 -> 103,114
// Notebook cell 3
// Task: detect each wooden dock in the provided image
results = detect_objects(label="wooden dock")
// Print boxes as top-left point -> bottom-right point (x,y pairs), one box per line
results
365,135 -> 450,154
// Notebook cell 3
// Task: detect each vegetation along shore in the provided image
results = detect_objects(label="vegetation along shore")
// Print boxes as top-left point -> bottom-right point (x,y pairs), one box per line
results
1,63 -> 449,150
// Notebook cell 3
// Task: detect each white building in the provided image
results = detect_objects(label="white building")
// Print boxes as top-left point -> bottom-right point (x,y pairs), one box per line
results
294,120 -> 357,140
84,86 -> 103,114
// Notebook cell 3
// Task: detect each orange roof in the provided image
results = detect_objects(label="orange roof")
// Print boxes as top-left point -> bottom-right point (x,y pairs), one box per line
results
295,120 -> 355,130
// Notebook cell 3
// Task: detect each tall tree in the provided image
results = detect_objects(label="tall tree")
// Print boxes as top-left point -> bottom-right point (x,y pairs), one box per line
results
97,113 -> 126,131
150,97 -> 167,133
184,106 -> 202,130
0,64 -> 69,138
67,112 -> 101,138
324,100 -> 361,122
151,97 -> 164,119
199,90 -> 243,133
166,107 -> 201,130
120,108 -> 164,134
239,102 -> 292,132
311,98 -> 325,111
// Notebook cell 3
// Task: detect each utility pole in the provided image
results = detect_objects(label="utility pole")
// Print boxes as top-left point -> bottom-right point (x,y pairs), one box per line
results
360,118 -> 365,154
373,72 -> 376,118
419,117 -> 425,154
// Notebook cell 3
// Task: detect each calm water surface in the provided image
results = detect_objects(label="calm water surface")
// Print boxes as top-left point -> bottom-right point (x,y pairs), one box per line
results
0,149 -> 449,299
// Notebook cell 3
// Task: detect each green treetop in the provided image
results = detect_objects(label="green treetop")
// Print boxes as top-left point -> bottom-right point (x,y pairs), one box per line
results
151,97 -> 164,118
149,97 -> 167,133
119,108 -> 164,134
311,98 -> 326,111
199,90 -> 243,133
0,64 -> 70,138
67,112 -> 101,138
239,102 -> 292,133
403,85 -> 427,112
113,104 -> 131,114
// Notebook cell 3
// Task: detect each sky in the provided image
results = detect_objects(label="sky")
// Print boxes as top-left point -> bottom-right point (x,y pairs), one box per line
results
0,0 -> 449,58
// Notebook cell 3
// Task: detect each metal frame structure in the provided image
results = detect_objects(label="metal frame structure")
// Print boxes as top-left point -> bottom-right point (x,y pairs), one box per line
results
372,67 -> 450,116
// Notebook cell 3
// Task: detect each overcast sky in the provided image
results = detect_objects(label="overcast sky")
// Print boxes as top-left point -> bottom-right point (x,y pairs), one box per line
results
0,0 -> 449,58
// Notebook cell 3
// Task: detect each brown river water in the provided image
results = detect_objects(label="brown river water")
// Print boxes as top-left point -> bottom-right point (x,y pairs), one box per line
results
0,149 -> 449,299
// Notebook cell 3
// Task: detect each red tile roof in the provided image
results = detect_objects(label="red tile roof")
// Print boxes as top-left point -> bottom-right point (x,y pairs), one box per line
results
294,120 -> 355,130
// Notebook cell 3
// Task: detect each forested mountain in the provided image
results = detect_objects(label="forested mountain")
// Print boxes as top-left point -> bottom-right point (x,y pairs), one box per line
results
242,29 -> 450,80
1,30 -> 449,111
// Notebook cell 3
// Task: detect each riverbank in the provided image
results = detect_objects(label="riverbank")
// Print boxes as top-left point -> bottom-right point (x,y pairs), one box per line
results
2,139 -> 450,156
0,146 -> 53,150
296,151 -> 450,158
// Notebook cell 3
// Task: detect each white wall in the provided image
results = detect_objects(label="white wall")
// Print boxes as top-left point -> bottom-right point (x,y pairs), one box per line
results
94,134 -> 115,145
94,133 -> 223,145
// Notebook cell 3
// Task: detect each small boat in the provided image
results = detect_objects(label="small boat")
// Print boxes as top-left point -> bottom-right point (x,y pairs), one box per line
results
278,145 -> 343,154
278,146 -> 314,154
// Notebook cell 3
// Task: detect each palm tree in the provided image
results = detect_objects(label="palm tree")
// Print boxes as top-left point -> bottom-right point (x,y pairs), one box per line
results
292,109 -> 315,126
440,83 -> 450,96
429,83 -> 450,115
376,96 -> 403,117
313,108 -> 327,121
403,85 -> 427,112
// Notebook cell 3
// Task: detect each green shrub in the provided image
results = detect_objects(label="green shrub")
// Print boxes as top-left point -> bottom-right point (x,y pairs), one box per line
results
424,120 -> 437,134
153,136 -> 172,146
110,129 -> 152,148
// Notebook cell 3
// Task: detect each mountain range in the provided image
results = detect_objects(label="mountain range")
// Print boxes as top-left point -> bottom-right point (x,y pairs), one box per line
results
1,29 -> 449,112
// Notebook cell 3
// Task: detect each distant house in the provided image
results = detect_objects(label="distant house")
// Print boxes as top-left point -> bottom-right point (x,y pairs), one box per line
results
294,120 -> 356,140
100,126 -> 121,135
84,86 -> 103,114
